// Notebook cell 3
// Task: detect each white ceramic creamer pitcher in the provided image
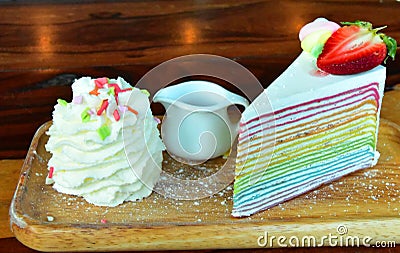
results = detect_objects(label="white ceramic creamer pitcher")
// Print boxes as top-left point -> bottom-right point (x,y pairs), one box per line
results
153,80 -> 249,163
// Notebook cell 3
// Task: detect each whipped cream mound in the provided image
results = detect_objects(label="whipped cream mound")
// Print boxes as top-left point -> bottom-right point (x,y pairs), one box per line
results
45,77 -> 165,207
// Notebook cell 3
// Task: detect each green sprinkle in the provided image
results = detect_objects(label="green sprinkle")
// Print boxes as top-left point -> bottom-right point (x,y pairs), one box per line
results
140,89 -> 150,97
81,107 -> 91,123
97,125 -> 111,140
108,87 -> 115,96
57,99 -> 68,107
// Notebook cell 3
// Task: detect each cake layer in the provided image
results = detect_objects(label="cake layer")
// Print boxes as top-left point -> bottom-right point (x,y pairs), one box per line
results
232,54 -> 385,217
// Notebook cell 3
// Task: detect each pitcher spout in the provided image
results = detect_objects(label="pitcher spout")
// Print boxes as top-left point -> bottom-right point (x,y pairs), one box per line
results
153,88 -> 175,109
153,80 -> 249,111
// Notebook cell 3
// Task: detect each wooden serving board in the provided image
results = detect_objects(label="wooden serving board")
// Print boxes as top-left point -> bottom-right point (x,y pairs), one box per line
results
10,89 -> 400,251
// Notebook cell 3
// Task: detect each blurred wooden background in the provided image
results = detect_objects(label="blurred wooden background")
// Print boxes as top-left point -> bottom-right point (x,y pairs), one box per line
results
1,0 -> 399,159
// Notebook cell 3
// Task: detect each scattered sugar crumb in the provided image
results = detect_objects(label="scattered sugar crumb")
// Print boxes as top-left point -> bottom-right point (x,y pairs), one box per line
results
45,177 -> 54,185
370,196 -> 378,201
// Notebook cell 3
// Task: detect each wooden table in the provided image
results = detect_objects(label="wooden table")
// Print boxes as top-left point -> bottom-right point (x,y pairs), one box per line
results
1,1 -> 399,252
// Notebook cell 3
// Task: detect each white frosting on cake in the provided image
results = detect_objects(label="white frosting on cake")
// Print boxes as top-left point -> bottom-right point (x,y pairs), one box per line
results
266,52 -> 385,104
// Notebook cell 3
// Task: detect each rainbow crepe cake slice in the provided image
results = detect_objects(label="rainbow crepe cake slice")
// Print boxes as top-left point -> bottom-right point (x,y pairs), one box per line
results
232,18 -> 397,217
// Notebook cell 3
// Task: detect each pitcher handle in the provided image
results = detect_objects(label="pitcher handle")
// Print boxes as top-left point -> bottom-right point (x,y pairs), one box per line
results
225,92 -> 249,125
226,92 -> 249,108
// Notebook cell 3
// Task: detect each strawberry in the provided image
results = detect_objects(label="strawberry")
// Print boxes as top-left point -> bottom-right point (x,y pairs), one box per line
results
317,21 -> 397,75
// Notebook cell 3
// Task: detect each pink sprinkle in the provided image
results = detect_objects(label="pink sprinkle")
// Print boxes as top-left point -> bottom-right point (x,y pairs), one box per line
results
108,83 -> 122,93
153,117 -> 161,124
95,77 -> 108,88
115,96 -> 119,105
101,219 -> 107,224
97,99 -> 109,116
113,109 -> 120,121
120,88 -> 132,93
118,105 -> 127,113
48,167 -> 54,178
72,95 -> 83,104
87,108 -> 96,115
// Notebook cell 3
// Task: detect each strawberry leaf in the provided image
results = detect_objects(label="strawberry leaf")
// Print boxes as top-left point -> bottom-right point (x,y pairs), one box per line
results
382,35 -> 397,62
341,20 -> 372,29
